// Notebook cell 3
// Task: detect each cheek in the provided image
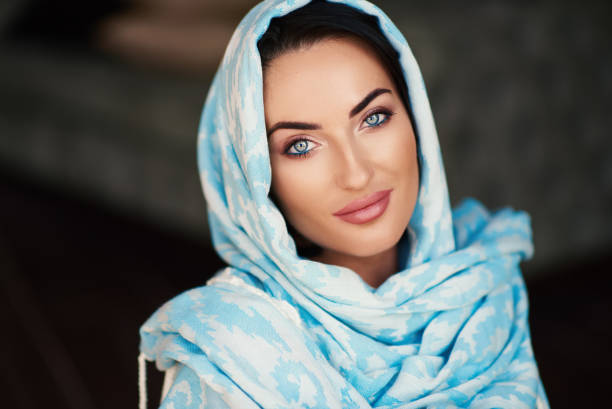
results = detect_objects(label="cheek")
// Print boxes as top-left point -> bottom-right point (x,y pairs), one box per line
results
270,157 -> 330,223
396,132 -> 419,194
372,123 -> 418,178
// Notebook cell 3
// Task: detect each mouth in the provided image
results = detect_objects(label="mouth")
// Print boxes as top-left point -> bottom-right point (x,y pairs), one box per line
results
333,189 -> 393,224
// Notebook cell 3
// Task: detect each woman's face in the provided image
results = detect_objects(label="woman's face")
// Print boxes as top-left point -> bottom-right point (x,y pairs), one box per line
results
264,37 -> 419,259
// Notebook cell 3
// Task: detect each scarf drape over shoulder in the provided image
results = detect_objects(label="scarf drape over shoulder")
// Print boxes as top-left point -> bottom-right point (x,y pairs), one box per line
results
140,1 -> 548,407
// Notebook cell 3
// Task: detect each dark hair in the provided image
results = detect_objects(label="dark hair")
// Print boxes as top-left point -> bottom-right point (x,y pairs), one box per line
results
257,0 -> 410,115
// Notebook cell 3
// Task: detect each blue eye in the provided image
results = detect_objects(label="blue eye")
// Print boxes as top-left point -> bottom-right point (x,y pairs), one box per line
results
364,112 -> 389,127
286,139 -> 312,156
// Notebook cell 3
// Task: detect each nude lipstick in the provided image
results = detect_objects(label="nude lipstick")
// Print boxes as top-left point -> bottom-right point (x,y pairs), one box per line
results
333,189 -> 392,224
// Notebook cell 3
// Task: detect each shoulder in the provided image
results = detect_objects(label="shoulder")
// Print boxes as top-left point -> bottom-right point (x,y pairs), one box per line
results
452,198 -> 532,258
141,269 -> 353,408
177,268 -> 305,335
140,268 -> 307,367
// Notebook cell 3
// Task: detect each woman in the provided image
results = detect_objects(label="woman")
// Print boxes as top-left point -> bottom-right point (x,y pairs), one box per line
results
139,1 -> 548,408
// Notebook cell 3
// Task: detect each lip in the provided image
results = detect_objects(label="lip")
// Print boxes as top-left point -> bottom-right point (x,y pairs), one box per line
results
333,189 -> 393,224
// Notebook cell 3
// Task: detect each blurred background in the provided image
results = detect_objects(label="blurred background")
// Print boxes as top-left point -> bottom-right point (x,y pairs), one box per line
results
0,0 -> 610,407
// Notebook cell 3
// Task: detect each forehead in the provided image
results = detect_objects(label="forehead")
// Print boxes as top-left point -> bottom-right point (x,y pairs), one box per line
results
262,37 -> 394,120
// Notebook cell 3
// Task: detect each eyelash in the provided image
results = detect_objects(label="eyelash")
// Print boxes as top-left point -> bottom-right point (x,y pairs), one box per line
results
363,108 -> 394,128
284,139 -> 314,158
283,108 -> 395,158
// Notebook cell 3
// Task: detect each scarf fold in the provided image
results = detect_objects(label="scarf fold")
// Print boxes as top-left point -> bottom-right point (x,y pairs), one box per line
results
140,1 -> 548,407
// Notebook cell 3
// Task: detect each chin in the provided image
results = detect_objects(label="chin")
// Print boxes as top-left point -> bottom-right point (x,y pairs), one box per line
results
330,223 -> 406,258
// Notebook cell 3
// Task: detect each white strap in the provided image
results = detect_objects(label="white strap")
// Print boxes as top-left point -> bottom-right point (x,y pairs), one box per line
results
138,353 -> 147,409
161,364 -> 179,402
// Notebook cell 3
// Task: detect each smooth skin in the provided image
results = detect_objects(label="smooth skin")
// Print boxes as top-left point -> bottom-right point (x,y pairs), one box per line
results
264,37 -> 419,288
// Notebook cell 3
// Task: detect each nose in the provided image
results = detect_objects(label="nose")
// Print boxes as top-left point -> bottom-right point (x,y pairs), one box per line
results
334,139 -> 374,191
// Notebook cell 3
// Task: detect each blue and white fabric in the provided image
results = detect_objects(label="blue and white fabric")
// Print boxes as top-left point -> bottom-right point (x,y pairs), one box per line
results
139,0 -> 548,407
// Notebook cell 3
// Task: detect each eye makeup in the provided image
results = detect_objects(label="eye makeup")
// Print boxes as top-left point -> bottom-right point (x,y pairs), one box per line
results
360,107 -> 395,130
277,106 -> 397,160
283,136 -> 318,158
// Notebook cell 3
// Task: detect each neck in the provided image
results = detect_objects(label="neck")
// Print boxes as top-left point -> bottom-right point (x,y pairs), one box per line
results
313,245 -> 397,288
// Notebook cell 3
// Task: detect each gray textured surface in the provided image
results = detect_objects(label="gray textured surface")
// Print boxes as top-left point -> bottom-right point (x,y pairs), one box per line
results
1,1 -> 610,276
0,44 -> 210,237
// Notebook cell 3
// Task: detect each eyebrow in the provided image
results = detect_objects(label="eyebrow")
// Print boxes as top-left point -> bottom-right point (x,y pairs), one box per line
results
349,88 -> 391,118
266,87 -> 392,137
267,121 -> 321,137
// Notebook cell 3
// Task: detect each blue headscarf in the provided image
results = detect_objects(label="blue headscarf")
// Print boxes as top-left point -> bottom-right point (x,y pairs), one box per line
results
140,1 -> 548,407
